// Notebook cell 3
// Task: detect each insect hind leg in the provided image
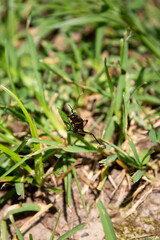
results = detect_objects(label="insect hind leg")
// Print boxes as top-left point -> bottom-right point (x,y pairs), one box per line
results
77,130 -> 104,145
89,132 -> 104,145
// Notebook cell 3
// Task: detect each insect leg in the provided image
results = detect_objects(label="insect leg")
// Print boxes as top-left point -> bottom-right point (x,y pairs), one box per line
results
64,121 -> 71,127
83,120 -> 88,127
64,121 -> 73,131
66,129 -> 76,133
89,132 -> 104,145
77,130 -> 104,145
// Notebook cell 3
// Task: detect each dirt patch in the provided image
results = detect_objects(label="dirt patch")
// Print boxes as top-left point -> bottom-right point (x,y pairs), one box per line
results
1,162 -> 160,240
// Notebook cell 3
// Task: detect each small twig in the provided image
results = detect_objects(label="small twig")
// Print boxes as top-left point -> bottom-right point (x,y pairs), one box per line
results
111,169 -> 126,198
108,175 -> 117,189
19,203 -> 53,234
80,175 -> 94,189
132,181 -> 149,200
56,159 -> 82,182
129,233 -> 160,240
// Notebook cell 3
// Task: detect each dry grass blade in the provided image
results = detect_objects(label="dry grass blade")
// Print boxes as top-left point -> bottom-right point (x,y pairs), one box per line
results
19,203 -> 53,234
121,187 -> 153,218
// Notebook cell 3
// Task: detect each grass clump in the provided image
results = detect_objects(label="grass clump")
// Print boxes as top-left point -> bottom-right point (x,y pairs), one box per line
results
0,0 -> 160,239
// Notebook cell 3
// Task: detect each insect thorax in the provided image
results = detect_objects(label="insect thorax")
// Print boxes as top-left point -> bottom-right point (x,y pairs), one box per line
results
70,113 -> 82,122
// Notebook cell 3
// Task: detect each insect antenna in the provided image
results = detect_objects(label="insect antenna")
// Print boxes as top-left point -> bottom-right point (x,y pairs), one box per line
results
67,94 -> 83,113
67,104 -> 74,113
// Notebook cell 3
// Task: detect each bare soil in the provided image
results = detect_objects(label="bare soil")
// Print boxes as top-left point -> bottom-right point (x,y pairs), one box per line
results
1,160 -> 160,240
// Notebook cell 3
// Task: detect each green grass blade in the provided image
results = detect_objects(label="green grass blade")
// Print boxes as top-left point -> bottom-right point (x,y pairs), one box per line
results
99,154 -> 118,166
0,132 -> 17,145
0,85 -> 38,138
0,147 -> 56,180
41,61 -> 105,94
115,36 -> 128,119
27,31 -> 65,135
102,139 -> 137,168
15,182 -> 25,199
67,169 -> 72,207
135,94 -> 160,105
58,107 -> 70,125
5,0 -> 18,39
130,170 -> 144,183
97,166 -> 108,191
141,150 -> 154,165
27,30 -> 64,136
157,129 -> 160,143
97,200 -> 117,240
103,117 -> 115,141
4,203 -> 40,220
50,209 -> 61,240
95,26 -> 105,63
10,216 -> 24,240
0,176 -> 29,183
128,137 -> 141,166
30,137 -> 97,152
119,73 -> 130,144
45,187 -> 63,194
14,137 -> 30,154
29,234 -> 34,240
103,98 -> 115,141
115,73 -> 125,120
121,8 -> 160,58
0,85 -> 44,184
41,61 -> 73,84
0,143 -> 21,163
39,15 -> 107,33
104,58 -> 114,97
5,40 -> 17,95
0,188 -> 15,205
0,143 -> 32,174
27,32 -> 45,103
72,167 -> 86,210
0,140 -> 99,183
120,35 -> 129,71
1,219 -> 8,240
67,35 -> 85,80
62,157 -> 68,201
149,129 -> 157,144
35,88 -> 65,136
57,223 -> 86,240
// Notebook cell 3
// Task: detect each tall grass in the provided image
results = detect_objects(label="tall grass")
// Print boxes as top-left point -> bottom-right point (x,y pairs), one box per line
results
0,0 -> 159,239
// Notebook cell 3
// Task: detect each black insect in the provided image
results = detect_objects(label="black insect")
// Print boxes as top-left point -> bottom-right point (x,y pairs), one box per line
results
65,104 -> 104,146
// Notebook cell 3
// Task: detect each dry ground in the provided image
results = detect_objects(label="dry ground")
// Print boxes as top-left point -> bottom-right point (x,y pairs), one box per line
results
1,160 -> 160,240
0,108 -> 160,240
